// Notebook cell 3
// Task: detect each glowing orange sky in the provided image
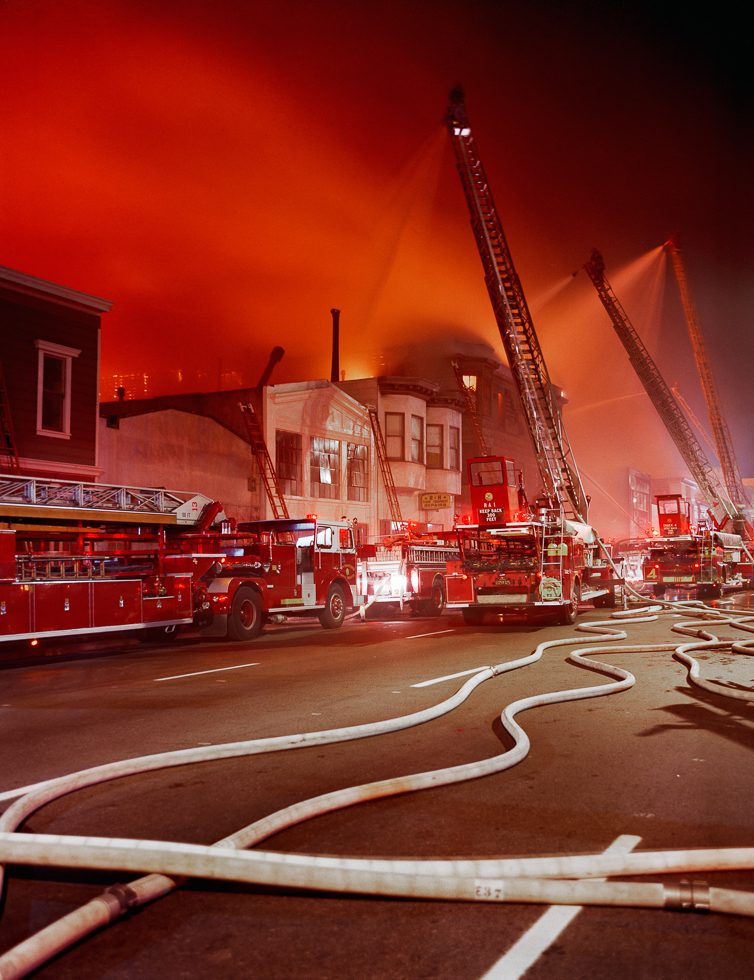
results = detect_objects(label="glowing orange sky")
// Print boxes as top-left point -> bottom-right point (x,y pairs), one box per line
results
2,1 -> 752,530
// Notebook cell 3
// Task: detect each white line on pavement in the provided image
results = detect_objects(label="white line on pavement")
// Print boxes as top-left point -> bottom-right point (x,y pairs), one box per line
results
411,666 -> 489,688
407,629 -> 456,640
155,662 -> 260,682
479,833 -> 642,979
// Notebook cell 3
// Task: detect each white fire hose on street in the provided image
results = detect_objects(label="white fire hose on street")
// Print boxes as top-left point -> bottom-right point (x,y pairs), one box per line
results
0,603 -> 753,977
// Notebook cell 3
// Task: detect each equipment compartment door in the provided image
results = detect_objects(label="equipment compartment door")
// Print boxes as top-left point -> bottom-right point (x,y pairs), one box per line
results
92,580 -> 142,627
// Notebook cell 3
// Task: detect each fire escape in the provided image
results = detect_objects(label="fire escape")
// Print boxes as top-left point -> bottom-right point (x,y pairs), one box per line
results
445,88 -> 588,522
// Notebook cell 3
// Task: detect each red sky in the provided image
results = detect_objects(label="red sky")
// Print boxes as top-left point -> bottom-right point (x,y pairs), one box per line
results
2,0 -> 752,527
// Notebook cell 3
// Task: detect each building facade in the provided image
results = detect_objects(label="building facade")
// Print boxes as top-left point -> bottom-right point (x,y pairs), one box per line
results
0,265 -> 111,480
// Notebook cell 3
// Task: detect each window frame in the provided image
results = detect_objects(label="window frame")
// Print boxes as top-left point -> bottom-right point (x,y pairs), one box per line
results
384,412 -> 405,461
410,414 -> 424,464
275,429 -> 303,496
346,442 -> 369,502
310,436 -> 341,500
449,425 -> 461,471
35,339 -> 81,439
426,423 -> 443,469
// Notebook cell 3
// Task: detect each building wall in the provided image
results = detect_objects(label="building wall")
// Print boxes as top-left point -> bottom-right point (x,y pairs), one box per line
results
0,275 -> 106,479
265,381 -> 377,535
98,410 -> 259,521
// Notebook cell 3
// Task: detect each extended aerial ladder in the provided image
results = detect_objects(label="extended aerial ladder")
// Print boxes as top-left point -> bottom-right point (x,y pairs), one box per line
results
451,359 -> 490,456
664,237 -> 751,516
445,88 -> 589,522
584,249 -> 749,541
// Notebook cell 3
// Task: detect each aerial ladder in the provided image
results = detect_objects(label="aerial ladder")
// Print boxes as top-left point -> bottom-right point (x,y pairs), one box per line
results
664,237 -> 752,517
368,406 -> 403,527
583,249 -> 750,543
445,88 -> 589,522
451,359 -> 490,456
239,346 -> 290,520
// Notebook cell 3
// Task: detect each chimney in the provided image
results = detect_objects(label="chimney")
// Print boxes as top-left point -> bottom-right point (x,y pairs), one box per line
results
330,308 -> 340,383
255,346 -> 285,390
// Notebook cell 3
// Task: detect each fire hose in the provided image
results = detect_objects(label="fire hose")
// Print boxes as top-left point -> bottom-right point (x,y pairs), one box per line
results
0,605 -> 753,977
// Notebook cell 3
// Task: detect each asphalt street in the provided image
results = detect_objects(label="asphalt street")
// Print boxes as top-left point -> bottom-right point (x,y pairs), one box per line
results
1,597 -> 753,978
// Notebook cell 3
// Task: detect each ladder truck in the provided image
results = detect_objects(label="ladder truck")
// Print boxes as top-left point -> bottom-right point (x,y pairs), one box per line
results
0,475 -> 364,653
583,249 -> 753,597
442,89 -> 622,623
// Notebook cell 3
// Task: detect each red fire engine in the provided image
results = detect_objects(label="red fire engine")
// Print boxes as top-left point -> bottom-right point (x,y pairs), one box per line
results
0,476 -> 362,651
356,529 -> 459,616
446,456 -> 619,625
643,493 -> 747,598
175,515 -> 362,640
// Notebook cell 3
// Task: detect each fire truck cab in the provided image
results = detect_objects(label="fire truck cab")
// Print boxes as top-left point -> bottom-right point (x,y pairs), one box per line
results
196,517 -> 362,640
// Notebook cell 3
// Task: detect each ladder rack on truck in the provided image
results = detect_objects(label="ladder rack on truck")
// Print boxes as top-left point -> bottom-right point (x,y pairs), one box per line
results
0,474 -> 216,526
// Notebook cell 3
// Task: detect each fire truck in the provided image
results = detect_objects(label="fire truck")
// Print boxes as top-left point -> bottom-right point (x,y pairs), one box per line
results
445,456 -> 619,624
444,92 -> 624,626
0,476 -> 218,650
643,493 -> 747,598
177,515 -> 362,639
0,475 -> 361,651
356,529 -> 459,616
584,251 -> 754,597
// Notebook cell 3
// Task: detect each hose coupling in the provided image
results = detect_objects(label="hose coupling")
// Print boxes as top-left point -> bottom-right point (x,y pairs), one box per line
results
664,879 -> 710,912
104,882 -> 140,913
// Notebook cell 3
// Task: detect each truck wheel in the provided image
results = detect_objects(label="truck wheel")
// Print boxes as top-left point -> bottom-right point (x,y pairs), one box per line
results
559,579 -> 581,625
425,578 -> 446,616
653,585 -> 666,598
228,586 -> 263,641
319,584 -> 347,629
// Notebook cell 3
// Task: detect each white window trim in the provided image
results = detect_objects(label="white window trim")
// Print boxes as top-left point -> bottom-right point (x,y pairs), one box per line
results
35,339 -> 81,439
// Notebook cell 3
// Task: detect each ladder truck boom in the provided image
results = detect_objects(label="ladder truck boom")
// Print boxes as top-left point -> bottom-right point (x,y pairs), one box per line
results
665,237 -> 752,520
445,88 -> 588,522
583,249 -> 742,535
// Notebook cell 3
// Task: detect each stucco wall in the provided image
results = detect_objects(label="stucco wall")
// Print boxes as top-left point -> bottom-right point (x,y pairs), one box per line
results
98,410 -> 259,521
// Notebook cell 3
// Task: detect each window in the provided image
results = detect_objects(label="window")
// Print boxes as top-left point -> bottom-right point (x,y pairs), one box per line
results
410,415 -> 424,463
35,340 -> 81,438
449,426 -> 460,470
426,424 -> 443,468
310,437 -> 340,499
347,443 -> 368,502
462,374 -> 477,391
276,430 -> 302,495
385,412 -> 404,460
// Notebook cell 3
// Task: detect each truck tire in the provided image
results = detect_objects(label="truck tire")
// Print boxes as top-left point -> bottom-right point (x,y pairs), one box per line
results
559,578 -> 581,625
423,578 -> 446,616
319,583 -> 347,630
228,586 -> 263,641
